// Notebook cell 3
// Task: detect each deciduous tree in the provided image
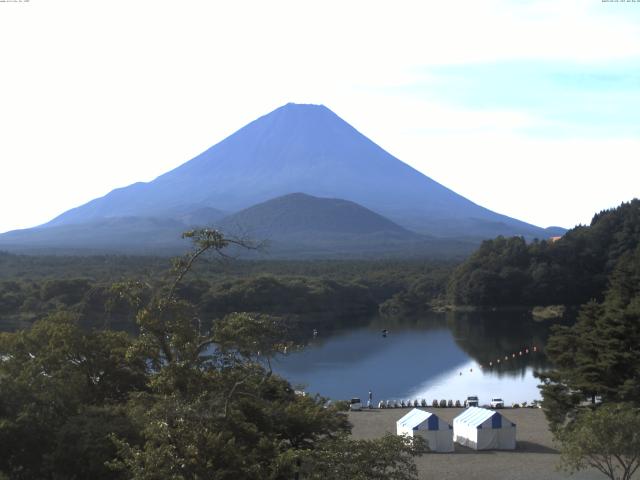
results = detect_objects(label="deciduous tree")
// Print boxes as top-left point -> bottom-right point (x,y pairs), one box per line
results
558,404 -> 640,480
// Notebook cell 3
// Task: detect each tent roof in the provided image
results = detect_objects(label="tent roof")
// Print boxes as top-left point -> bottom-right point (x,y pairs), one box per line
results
397,408 -> 432,429
454,407 -> 499,427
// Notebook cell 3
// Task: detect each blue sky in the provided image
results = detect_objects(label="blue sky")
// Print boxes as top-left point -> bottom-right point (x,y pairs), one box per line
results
410,61 -> 640,139
0,0 -> 638,233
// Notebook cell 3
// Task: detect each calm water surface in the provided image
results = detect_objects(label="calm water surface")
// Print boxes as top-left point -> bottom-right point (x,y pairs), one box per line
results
274,312 -> 554,405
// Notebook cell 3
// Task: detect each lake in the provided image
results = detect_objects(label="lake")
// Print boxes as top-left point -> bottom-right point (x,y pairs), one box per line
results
274,311 -> 555,406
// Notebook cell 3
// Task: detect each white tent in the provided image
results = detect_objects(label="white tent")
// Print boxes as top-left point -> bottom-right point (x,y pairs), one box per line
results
396,409 -> 454,453
453,407 -> 516,450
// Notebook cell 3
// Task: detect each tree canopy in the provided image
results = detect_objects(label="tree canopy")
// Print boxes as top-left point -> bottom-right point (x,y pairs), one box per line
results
448,200 -> 640,307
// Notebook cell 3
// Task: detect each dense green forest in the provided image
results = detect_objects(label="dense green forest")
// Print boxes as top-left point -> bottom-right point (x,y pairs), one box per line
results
447,200 -> 640,307
0,252 -> 450,282
0,252 -> 455,333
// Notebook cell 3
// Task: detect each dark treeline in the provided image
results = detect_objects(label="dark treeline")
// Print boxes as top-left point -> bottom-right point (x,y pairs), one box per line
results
447,199 -> 640,307
0,253 -> 456,332
0,252 -> 451,282
0,251 -> 169,281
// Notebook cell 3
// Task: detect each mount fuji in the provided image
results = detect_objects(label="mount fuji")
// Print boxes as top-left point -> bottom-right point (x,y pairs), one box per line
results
0,103 -> 562,256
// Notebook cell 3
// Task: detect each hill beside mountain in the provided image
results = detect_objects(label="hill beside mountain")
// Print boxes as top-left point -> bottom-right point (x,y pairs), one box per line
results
214,193 -> 475,258
218,193 -> 414,238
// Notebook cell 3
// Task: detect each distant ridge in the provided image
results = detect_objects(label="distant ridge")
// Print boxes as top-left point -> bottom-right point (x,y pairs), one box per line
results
0,194 -> 476,258
0,217 -> 189,254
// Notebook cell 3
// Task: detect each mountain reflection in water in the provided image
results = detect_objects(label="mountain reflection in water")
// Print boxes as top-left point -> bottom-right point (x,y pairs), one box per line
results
273,312 -> 556,404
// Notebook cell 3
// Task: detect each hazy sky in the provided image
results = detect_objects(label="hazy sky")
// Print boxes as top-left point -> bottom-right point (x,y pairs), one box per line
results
1,0 -> 638,234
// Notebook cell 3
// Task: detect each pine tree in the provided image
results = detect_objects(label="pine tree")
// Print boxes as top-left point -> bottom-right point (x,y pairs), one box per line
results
538,245 -> 640,431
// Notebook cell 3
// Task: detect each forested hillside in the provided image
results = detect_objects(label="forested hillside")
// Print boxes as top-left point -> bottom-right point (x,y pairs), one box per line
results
447,200 -> 640,307
0,253 -> 454,332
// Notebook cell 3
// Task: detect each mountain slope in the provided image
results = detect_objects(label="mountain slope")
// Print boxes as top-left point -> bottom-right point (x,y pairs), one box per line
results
43,103 -> 555,239
0,217 -> 191,254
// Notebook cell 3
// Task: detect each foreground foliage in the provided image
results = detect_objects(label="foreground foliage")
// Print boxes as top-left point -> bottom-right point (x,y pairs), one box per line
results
0,229 -> 423,479
300,433 -> 426,480
0,314 -> 145,478
558,404 -> 640,480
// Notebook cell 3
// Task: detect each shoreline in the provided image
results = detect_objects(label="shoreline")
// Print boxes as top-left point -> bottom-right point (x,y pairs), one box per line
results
428,304 -> 574,321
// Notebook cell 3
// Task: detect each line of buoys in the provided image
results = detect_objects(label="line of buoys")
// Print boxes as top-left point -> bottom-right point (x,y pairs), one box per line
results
483,346 -> 539,369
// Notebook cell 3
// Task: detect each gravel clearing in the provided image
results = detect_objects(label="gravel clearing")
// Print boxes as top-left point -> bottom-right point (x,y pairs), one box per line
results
348,407 -> 619,480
